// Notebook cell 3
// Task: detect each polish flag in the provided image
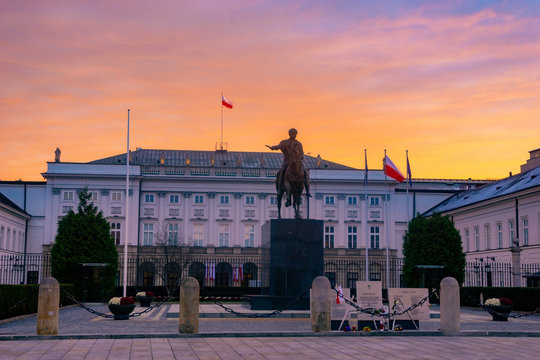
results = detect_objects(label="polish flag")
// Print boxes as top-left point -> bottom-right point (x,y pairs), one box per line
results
384,155 -> 405,182
222,95 -> 233,109
336,285 -> 343,304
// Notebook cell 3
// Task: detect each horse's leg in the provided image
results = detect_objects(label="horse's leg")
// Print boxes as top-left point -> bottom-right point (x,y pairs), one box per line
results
284,179 -> 292,207
277,191 -> 282,219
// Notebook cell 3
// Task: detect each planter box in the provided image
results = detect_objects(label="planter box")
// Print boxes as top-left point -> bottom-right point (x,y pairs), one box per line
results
136,296 -> 154,307
108,304 -> 135,320
486,305 -> 512,321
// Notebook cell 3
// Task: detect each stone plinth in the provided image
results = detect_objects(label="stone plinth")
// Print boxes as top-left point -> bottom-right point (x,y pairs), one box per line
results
251,219 -> 323,310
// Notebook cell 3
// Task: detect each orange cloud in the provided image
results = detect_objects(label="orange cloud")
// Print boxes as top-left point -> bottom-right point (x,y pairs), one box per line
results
1,1 -> 539,181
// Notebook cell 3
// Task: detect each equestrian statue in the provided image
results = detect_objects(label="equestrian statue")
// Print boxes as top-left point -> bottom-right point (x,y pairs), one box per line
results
266,128 -> 311,219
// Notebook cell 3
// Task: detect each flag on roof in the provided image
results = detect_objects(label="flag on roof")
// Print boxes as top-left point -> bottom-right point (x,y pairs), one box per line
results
384,155 -> 405,182
222,95 -> 233,109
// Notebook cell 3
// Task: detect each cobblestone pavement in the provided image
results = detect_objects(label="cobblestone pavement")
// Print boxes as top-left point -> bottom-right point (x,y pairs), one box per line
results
1,336 -> 540,360
2,304 -> 540,359
1,304 -> 540,336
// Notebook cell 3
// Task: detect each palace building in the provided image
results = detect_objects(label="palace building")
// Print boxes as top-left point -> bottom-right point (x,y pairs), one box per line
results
1,148 -> 484,266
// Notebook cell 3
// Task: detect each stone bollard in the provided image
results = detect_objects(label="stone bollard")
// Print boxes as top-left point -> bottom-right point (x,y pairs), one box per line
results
440,277 -> 460,335
179,277 -> 199,334
311,276 -> 331,332
37,277 -> 60,335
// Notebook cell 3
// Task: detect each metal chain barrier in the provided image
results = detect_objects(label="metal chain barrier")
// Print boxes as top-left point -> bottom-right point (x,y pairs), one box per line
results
333,287 -> 438,318
209,286 -> 312,318
0,297 -> 29,319
61,289 -> 169,319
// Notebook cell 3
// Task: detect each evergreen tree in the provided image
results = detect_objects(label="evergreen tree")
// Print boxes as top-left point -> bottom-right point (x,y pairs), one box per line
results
402,213 -> 465,288
51,188 -> 118,300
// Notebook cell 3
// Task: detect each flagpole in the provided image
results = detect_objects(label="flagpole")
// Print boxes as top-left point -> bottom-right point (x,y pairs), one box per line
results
364,149 -> 369,281
405,150 -> 411,223
123,109 -> 130,297
220,92 -> 224,150
383,149 -> 390,291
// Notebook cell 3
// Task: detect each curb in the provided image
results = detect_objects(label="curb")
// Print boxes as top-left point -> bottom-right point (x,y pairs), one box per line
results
2,330 -> 540,341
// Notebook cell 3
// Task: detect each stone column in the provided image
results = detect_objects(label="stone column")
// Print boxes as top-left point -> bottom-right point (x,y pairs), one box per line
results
311,276 -> 331,332
440,277 -> 460,335
36,277 -> 60,335
179,277 -> 199,334
511,246 -> 522,287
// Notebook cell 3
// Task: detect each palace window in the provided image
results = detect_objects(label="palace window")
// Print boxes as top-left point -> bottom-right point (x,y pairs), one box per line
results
347,226 -> 358,249
484,224 -> 491,249
244,225 -> 255,247
370,197 -> 379,206
168,223 -> 179,246
219,195 -> 230,204
464,228 -> 470,251
324,226 -> 335,248
193,224 -> 204,247
112,192 -> 122,201
144,194 -> 155,203
347,196 -> 357,206
169,194 -> 179,203
143,223 -> 154,246
474,226 -> 480,251
496,222 -> 503,248
522,217 -> 529,246
89,191 -> 98,201
110,222 -> 121,245
194,195 -> 204,204
325,196 -> 335,205
245,196 -> 255,205
219,224 -> 230,247
370,226 -> 380,249
63,191 -> 74,201
509,220 -> 515,243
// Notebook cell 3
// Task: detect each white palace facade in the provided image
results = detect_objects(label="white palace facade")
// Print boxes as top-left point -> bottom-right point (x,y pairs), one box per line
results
1,148 -> 485,264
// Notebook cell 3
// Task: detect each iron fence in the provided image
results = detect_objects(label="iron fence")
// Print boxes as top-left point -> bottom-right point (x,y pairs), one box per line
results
0,253 -> 51,285
2,253 -> 539,293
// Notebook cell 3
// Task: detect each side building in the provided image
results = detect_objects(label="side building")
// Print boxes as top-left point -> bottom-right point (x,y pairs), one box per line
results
425,149 -> 540,286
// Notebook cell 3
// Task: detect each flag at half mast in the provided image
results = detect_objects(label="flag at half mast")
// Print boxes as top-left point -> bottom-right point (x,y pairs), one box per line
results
384,155 -> 405,182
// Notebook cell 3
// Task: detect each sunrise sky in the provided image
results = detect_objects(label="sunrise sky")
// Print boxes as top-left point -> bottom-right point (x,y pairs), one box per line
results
1,0 -> 539,181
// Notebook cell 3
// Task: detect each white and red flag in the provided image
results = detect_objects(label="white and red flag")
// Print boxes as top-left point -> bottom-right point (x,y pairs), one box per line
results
336,285 -> 343,304
222,95 -> 233,109
384,155 -> 405,182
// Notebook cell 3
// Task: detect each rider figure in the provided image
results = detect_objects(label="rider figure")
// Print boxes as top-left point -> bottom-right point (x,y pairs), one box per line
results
268,128 -> 312,197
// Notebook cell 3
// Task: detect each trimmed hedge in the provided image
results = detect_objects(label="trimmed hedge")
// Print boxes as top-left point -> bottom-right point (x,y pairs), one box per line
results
461,287 -> 540,311
0,283 -> 75,320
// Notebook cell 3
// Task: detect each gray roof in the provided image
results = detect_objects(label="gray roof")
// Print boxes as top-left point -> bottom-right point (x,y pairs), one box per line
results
424,166 -> 540,215
0,192 -> 28,215
90,149 -> 355,170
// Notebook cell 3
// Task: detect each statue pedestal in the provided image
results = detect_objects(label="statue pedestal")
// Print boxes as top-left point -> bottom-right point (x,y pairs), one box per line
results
247,219 -> 323,310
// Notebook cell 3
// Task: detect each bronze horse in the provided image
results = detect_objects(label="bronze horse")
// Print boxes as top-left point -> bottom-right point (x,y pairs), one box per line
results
276,145 -> 305,219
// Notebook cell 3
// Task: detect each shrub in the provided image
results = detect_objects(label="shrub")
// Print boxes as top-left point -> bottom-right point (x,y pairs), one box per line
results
50,188 -> 118,300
